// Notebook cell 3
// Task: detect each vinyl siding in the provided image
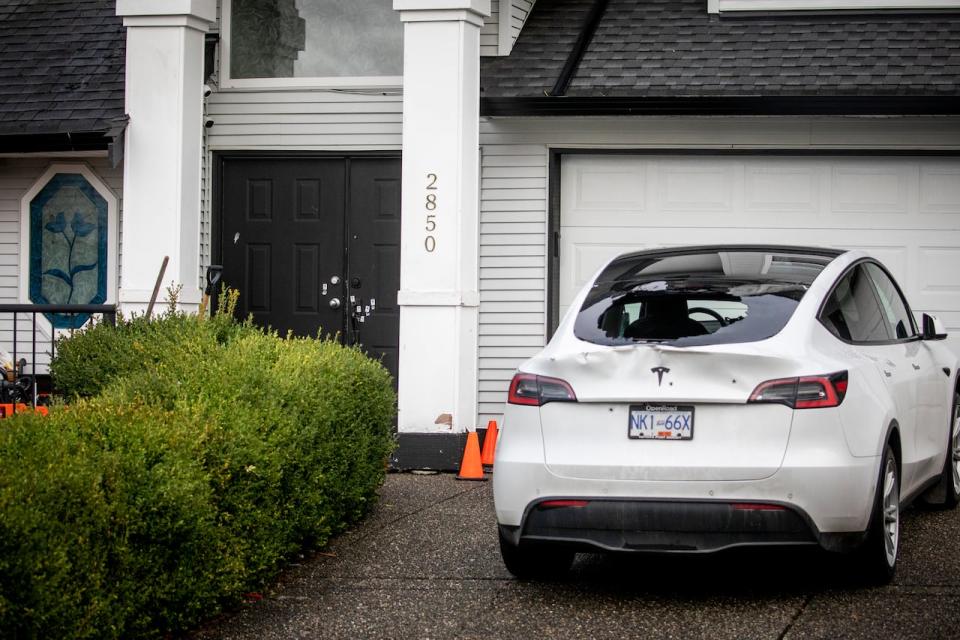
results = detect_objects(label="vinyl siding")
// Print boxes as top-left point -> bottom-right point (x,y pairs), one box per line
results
475,115 -> 960,425
511,0 -> 534,44
481,0 -> 535,57
0,157 -> 123,372
480,0 -> 500,56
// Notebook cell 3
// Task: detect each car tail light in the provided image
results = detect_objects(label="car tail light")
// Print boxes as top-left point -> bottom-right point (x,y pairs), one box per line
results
748,371 -> 848,409
507,373 -> 577,406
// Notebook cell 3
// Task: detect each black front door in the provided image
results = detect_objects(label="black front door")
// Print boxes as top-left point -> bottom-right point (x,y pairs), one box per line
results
218,155 -> 401,384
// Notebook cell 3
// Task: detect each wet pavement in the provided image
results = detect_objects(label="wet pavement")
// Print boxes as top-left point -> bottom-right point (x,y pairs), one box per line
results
192,473 -> 960,639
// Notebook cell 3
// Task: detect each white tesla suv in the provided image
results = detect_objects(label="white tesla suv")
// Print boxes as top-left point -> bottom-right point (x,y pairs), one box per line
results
493,245 -> 959,583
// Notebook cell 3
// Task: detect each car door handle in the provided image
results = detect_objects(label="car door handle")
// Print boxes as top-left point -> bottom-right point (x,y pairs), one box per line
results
912,363 -> 921,371
884,370 -> 892,378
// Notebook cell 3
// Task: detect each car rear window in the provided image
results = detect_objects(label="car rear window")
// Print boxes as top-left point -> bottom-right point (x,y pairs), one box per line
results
574,249 -> 834,347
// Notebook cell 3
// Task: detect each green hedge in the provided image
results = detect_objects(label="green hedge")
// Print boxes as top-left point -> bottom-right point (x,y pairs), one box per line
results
0,296 -> 396,638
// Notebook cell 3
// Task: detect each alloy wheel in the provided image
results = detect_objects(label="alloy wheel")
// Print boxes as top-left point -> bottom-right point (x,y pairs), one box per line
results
952,403 -> 960,495
883,455 -> 900,567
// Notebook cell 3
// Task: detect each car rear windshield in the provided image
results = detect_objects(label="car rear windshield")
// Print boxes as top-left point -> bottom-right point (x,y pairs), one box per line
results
574,249 -> 835,347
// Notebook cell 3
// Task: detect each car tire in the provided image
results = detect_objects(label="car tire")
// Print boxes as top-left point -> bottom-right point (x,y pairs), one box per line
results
498,528 -> 574,579
854,442 -> 900,585
921,392 -> 960,510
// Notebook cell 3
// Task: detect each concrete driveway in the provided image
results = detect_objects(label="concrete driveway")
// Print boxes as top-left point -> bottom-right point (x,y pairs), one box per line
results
193,473 -> 960,639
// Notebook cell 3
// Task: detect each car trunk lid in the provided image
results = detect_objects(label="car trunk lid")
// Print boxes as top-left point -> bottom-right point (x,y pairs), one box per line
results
534,344 -> 798,482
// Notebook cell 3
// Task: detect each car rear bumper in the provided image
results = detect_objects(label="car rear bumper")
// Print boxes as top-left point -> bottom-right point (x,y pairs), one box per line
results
493,403 -> 882,543
499,498 -> 867,554
494,454 -> 879,547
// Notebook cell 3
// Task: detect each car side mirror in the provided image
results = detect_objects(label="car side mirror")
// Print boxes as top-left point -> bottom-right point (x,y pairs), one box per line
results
922,313 -> 948,341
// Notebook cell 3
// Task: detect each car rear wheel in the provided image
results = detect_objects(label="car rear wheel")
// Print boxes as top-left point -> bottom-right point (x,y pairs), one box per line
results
498,528 -> 574,579
855,443 -> 900,584
923,393 -> 960,509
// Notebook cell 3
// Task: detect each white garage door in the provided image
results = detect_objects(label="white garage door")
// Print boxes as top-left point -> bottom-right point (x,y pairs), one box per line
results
559,154 -> 960,346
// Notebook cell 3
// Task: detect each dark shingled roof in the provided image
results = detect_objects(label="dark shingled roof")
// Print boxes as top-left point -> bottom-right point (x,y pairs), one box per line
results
0,0 -> 125,138
481,0 -> 960,101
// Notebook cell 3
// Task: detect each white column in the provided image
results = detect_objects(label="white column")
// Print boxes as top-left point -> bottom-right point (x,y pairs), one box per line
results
116,0 -> 215,313
394,0 -> 489,433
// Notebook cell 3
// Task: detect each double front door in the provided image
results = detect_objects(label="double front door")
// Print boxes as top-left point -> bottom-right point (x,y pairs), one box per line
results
218,155 -> 401,385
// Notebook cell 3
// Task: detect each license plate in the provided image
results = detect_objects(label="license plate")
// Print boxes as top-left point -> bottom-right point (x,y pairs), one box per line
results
628,404 -> 695,440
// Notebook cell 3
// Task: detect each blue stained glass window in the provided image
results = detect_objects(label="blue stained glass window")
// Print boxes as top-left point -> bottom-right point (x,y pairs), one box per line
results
29,174 -> 109,329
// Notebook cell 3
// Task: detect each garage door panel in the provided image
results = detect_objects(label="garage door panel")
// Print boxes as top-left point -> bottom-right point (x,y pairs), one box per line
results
653,160 -> 738,213
830,162 -> 912,215
744,163 -> 819,214
575,162 -> 646,211
916,246 -> 960,311
919,163 -> 960,214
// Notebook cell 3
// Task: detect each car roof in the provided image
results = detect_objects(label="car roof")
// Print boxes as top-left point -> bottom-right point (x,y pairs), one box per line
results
609,245 -> 846,262
596,245 -> 845,287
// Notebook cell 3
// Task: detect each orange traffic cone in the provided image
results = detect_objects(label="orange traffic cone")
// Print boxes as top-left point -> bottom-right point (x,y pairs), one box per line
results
456,431 -> 487,481
480,419 -> 499,468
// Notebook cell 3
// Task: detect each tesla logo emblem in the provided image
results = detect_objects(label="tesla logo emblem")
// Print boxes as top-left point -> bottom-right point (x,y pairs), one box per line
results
651,366 -> 670,386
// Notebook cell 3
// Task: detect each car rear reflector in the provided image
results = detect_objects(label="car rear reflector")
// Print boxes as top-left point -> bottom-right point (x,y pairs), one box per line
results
748,371 -> 848,410
539,500 -> 589,509
507,373 -> 577,406
731,503 -> 787,511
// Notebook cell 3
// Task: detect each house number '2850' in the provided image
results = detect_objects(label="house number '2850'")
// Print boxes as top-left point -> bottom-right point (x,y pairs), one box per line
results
425,173 -> 437,252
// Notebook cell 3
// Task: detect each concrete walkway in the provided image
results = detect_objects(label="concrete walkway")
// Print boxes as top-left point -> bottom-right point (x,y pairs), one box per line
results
193,473 -> 960,639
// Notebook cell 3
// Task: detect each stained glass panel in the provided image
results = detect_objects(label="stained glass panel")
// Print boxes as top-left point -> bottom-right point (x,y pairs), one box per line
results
29,174 -> 108,329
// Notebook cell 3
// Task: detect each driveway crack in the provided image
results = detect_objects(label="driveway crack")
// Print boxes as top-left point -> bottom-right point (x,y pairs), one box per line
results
777,594 -> 812,640
349,480 -> 487,544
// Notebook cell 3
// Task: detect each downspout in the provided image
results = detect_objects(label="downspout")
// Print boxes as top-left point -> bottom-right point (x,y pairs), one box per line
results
548,0 -> 609,97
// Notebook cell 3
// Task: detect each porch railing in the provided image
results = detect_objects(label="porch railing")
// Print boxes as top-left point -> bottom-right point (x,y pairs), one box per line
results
0,303 -> 117,412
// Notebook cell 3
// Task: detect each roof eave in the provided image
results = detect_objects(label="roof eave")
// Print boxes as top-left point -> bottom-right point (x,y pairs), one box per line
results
479,95 -> 960,117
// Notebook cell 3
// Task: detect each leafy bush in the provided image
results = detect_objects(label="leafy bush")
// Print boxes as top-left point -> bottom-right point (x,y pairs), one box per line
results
49,290 -> 257,399
0,293 -> 395,638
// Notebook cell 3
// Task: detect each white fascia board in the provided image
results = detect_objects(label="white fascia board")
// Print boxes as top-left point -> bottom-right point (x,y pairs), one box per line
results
498,0 -> 514,55
711,0 -> 960,12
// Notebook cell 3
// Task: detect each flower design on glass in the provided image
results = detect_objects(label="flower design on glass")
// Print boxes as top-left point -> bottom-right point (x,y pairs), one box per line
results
42,211 -> 98,304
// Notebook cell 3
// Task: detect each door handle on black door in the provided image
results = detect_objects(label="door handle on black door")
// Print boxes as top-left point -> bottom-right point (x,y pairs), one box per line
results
329,298 -> 341,309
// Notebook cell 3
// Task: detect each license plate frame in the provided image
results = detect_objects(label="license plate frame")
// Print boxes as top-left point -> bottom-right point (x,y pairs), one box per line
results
628,404 -> 695,440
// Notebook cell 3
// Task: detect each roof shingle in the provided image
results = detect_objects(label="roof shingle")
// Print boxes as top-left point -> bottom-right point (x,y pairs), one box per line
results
481,0 -> 960,99
0,0 -> 125,137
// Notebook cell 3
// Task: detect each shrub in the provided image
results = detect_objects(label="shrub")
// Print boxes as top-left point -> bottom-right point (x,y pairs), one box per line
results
49,289 -> 256,400
0,294 -> 395,638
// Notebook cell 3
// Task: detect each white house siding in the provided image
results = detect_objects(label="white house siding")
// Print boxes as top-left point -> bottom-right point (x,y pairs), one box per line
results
476,116 -> 960,425
480,0 -> 500,56
0,156 -> 123,372
511,0 -> 534,44
480,0 -> 535,57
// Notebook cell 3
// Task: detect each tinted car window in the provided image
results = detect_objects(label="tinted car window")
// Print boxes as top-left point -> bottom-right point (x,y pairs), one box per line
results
574,249 -> 835,347
864,263 -> 917,340
820,265 -> 889,342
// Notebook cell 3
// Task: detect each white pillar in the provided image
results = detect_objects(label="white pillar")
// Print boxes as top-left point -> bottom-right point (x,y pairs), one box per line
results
394,0 -> 488,433
116,0 -> 215,313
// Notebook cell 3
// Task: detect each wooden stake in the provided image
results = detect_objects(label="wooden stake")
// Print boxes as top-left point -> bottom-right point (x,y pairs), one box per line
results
145,256 -> 169,320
